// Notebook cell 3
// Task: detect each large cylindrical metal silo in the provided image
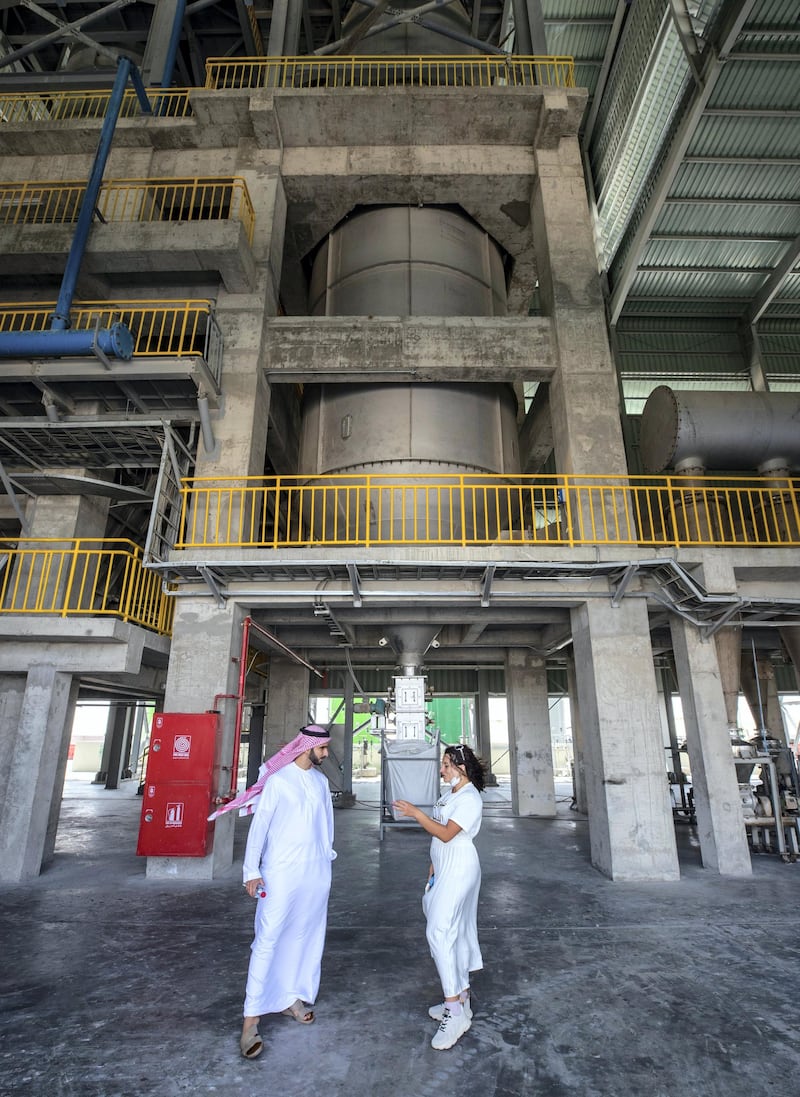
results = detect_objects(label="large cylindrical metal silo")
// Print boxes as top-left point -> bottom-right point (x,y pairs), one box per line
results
300,206 -> 520,542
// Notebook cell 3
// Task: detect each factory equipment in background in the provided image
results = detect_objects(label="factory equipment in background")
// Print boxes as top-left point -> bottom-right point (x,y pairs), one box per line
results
377,627 -> 442,839
733,734 -> 800,860
639,387 -> 800,542
664,628 -> 800,859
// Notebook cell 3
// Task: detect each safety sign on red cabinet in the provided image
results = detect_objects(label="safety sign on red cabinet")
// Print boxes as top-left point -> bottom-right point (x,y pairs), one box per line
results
136,712 -> 222,858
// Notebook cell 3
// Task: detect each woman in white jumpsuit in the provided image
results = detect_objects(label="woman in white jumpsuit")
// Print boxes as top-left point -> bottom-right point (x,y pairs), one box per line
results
393,743 -> 486,1051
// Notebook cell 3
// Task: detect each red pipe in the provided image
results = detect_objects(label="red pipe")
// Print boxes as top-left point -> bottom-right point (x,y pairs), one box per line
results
230,615 -> 251,797
221,615 -> 324,802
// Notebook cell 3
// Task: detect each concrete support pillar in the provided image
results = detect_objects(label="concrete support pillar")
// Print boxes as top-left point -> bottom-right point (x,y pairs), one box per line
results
94,705 -> 117,783
104,704 -> 133,790
324,676 -> 355,807
247,700 -> 266,786
571,598 -> 679,881
0,665 -> 79,882
505,650 -> 556,817
670,618 -> 752,876
565,654 -> 587,813
141,0 -> 185,85
264,656 -> 310,758
475,669 -> 497,785
148,599 -> 247,880
129,704 -> 148,785
531,139 -> 629,478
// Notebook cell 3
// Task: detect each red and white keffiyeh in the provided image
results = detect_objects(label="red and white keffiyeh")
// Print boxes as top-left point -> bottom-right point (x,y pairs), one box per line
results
208,724 -> 330,821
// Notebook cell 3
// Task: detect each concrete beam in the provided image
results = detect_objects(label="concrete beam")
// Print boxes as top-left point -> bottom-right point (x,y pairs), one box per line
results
263,316 -> 555,382
0,221 -> 256,294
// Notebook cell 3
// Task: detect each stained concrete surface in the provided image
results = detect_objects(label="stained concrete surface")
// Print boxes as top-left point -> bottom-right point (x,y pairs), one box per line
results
2,778 -> 800,1097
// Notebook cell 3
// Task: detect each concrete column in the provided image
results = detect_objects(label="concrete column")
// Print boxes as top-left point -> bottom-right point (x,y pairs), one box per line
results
264,656 -> 310,758
129,704 -> 148,785
571,598 -> 679,881
475,669 -> 497,785
505,650 -> 556,817
565,654 -> 587,813
141,0 -> 185,85
246,700 -> 266,786
94,705 -> 117,783
0,664 -> 79,882
531,138 -> 629,477
148,598 -> 247,880
322,676 -> 355,807
105,704 -> 133,790
670,618 -> 752,876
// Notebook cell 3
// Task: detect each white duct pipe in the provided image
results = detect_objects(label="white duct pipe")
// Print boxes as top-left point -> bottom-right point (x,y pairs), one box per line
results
197,395 -> 215,453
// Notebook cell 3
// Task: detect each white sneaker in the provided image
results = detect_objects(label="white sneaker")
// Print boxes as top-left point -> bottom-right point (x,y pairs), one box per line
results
428,997 -> 472,1022
431,1006 -> 471,1050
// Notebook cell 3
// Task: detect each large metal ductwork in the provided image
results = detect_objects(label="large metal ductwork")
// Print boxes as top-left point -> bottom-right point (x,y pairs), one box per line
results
339,0 -> 481,59
383,624 -> 440,677
639,387 -> 800,475
714,628 -> 743,733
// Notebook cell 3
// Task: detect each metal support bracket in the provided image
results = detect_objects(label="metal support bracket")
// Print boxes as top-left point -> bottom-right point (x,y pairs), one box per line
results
611,563 -> 637,607
347,562 -> 362,607
480,565 -> 495,607
198,565 -> 226,606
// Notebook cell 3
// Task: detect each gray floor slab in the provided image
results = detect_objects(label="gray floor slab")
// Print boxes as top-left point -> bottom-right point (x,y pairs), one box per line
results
1,777 -> 799,1097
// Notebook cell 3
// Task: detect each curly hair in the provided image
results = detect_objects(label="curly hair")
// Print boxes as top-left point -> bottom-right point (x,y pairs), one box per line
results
444,743 -> 487,792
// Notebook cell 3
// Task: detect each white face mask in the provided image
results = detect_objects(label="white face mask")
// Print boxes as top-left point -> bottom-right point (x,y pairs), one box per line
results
448,774 -> 461,788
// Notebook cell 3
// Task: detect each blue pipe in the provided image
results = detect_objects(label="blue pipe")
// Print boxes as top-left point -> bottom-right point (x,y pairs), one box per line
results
0,56 -> 150,362
160,0 -> 186,89
51,57 -> 136,329
0,324 -> 134,360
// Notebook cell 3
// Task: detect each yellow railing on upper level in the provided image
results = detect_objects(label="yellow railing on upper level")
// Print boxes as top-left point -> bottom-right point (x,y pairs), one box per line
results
0,298 -> 218,359
0,176 -> 255,245
0,539 -> 173,635
0,87 -> 191,124
173,473 -> 800,550
0,54 -> 575,125
204,54 -> 576,90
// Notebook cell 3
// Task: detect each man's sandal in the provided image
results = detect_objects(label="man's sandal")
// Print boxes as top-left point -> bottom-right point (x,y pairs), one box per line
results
240,1025 -> 263,1059
281,999 -> 315,1024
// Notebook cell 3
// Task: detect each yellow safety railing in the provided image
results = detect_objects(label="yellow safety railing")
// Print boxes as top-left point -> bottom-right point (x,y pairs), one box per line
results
0,87 -> 191,124
0,298 -> 217,358
0,539 -> 173,635
204,54 -> 575,90
0,176 -> 255,245
173,473 -> 800,549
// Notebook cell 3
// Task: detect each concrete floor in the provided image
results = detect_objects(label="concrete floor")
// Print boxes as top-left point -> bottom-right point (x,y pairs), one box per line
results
2,778 -> 800,1097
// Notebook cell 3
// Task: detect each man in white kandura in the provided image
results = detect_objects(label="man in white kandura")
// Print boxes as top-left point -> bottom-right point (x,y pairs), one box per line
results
211,723 -> 335,1060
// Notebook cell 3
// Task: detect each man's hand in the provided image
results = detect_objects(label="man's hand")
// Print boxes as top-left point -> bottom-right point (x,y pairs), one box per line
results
244,877 -> 266,899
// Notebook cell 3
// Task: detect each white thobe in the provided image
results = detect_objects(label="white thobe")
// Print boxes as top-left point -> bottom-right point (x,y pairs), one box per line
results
242,761 -> 336,1017
423,782 -> 483,998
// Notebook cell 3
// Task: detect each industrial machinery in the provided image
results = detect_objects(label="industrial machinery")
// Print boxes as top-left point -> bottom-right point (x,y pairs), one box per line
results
733,734 -> 800,861
136,712 -> 222,857
377,628 -> 442,839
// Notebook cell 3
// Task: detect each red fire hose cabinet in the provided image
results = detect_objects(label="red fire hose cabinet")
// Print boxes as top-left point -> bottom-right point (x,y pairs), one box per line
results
136,712 -> 222,857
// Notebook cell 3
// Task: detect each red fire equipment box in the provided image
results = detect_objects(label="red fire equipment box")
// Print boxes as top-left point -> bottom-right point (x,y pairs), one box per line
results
136,712 -> 222,857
